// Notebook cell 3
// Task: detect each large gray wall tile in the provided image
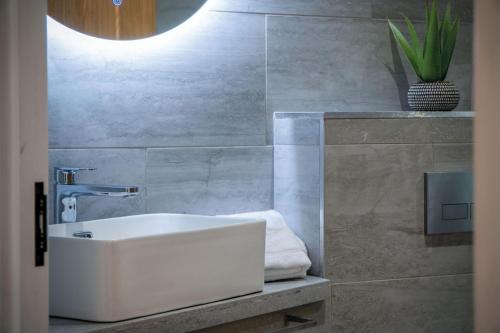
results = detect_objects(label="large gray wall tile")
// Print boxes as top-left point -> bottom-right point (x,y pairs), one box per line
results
267,16 -> 472,138
325,118 -> 431,145
432,143 -> 473,171
274,144 -> 322,276
372,0 -> 473,22
332,274 -> 473,333
324,144 -> 472,282
48,11 -> 265,148
267,16 -> 401,116
429,117 -> 473,143
146,146 -> 272,215
325,117 -> 473,145
48,149 -> 146,224
208,0 -> 371,18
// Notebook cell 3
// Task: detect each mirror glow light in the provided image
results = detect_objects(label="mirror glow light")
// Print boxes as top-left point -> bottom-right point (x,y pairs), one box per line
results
46,1 -> 210,56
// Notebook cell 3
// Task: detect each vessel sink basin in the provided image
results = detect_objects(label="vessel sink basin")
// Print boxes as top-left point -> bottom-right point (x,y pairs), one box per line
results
49,214 -> 266,322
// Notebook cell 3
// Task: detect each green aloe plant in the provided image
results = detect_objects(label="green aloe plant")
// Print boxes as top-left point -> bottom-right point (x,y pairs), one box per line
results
388,0 -> 460,82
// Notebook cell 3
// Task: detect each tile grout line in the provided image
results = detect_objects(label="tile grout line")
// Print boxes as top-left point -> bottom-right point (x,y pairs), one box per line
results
324,142 -> 473,146
144,149 -> 149,214
264,14 -> 269,144
208,9 -> 473,24
330,272 -> 473,286
47,143 -> 472,149
48,145 -> 274,150
264,14 -> 276,209
47,142 -> 472,149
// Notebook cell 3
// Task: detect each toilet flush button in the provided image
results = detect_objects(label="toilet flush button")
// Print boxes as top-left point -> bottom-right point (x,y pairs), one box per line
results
425,171 -> 473,235
442,203 -> 469,221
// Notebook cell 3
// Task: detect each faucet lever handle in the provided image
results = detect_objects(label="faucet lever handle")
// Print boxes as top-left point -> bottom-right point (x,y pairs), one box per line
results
55,167 -> 96,185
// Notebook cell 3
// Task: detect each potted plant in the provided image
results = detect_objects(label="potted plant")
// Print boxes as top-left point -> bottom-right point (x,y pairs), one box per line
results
388,0 -> 460,111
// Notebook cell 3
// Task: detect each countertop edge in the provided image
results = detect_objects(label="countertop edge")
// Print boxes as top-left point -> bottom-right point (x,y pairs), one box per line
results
49,276 -> 331,333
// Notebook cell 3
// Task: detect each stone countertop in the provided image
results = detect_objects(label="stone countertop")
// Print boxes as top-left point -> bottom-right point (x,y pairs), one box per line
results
274,111 -> 474,119
49,276 -> 330,333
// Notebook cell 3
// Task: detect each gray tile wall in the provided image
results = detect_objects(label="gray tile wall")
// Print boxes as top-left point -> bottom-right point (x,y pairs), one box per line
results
48,146 -> 272,224
324,143 -> 473,281
48,11 -> 266,148
266,17 -> 471,126
210,0 -> 472,21
273,113 -> 473,332
48,0 -> 473,219
332,274 -> 473,333
47,9 -> 272,222
324,116 -> 473,332
146,147 -> 273,215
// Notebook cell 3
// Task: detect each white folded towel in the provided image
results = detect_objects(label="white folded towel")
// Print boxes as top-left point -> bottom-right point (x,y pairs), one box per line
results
224,210 -> 312,282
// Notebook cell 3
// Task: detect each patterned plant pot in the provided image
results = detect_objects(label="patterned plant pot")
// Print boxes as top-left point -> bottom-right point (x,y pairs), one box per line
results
407,81 -> 460,111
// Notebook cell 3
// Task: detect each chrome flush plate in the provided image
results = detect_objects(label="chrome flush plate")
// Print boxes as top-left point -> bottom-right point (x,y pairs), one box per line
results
424,171 -> 473,235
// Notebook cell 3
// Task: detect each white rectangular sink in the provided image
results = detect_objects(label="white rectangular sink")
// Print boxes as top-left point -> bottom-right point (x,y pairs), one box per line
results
49,214 -> 266,322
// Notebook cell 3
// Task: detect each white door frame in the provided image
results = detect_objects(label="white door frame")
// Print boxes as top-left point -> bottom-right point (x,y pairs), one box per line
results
474,0 -> 500,331
0,0 -> 49,332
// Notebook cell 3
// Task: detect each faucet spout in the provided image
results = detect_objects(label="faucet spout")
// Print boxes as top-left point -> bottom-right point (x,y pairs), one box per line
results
53,167 -> 140,224
68,184 -> 139,198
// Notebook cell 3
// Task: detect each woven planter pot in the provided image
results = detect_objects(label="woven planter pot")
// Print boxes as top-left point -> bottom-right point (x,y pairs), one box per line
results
407,81 -> 460,111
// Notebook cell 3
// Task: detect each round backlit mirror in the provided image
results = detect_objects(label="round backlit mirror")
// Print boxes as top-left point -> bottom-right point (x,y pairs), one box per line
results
48,0 -> 208,40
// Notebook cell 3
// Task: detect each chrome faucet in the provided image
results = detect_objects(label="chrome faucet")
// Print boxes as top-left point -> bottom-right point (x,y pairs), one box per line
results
53,167 -> 139,224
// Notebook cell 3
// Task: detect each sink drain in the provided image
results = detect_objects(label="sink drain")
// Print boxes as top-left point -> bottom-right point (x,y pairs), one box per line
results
73,231 -> 94,239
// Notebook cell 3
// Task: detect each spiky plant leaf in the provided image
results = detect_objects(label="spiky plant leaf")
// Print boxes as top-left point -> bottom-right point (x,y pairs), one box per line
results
441,1 -> 453,33
441,16 -> 460,79
388,19 -> 422,79
424,0 -> 431,52
403,15 -> 423,77
421,0 -> 442,81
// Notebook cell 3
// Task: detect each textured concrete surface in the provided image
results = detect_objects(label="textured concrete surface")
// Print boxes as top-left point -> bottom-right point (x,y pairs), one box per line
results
146,146 -> 273,215
332,274 -> 473,333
